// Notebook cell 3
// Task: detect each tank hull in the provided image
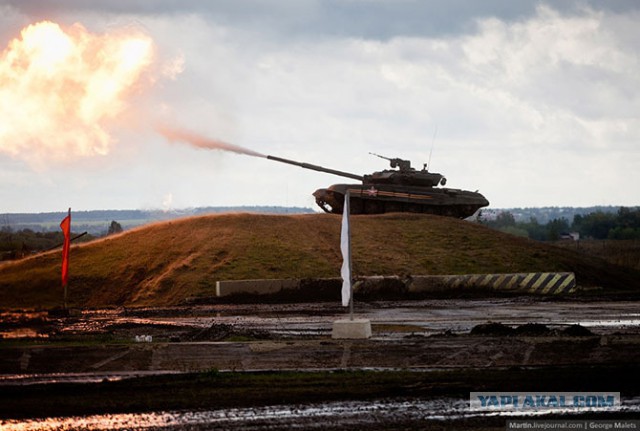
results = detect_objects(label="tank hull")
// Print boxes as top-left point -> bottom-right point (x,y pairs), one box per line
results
313,183 -> 489,218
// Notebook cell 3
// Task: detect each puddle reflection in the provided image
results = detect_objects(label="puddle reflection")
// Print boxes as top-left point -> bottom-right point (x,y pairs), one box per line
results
3,397 -> 640,431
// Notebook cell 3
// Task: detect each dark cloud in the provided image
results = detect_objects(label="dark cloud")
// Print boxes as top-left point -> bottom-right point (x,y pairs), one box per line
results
4,0 -> 639,40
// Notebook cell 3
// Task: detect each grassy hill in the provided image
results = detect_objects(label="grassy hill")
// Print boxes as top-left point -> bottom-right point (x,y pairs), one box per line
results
1,213 -> 638,309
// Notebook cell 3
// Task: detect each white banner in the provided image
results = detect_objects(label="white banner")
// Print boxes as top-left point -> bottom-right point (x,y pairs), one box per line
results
340,192 -> 351,307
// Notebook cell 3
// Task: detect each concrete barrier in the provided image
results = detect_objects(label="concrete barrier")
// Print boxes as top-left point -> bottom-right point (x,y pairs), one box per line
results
215,279 -> 300,297
331,318 -> 372,339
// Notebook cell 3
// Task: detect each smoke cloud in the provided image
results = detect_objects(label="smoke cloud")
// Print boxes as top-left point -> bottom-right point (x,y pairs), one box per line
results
0,20 -> 155,164
156,124 -> 266,158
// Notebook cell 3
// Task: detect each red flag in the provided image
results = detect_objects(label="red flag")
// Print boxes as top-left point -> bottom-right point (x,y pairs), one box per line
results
60,209 -> 71,287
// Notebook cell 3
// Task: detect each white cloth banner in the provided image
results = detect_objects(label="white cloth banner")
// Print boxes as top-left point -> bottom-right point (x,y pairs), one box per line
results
340,192 -> 351,307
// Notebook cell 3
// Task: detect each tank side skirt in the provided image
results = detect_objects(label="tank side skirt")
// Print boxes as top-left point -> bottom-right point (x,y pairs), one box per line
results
343,188 -> 482,217
314,186 -> 486,217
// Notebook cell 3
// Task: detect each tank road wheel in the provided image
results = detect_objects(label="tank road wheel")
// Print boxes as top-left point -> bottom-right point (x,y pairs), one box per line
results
458,205 -> 480,219
449,206 -> 472,218
384,201 -> 403,213
363,200 -> 384,214
350,197 -> 364,214
406,203 -> 423,213
430,206 -> 444,216
418,204 -> 435,214
441,207 -> 457,217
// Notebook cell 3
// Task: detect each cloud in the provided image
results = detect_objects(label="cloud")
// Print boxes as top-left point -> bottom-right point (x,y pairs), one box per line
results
149,3 -> 640,208
231,5 -> 640,145
5,0 -> 638,40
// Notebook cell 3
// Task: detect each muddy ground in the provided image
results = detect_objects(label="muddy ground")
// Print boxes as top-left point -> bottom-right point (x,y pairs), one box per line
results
2,297 -> 640,429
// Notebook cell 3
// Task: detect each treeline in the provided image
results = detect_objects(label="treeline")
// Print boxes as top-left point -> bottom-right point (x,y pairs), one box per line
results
0,228 -> 96,261
1,206 -> 314,236
1,210 -> 148,224
480,207 -> 640,241
1,206 -> 313,226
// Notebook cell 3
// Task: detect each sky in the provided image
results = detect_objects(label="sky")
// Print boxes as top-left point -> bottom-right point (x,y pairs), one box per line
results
0,0 -> 638,213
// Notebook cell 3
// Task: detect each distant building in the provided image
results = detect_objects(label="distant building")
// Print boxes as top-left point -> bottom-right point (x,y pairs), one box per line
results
560,232 -> 580,241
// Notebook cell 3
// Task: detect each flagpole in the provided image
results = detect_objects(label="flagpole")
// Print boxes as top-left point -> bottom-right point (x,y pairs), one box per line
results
61,208 -> 71,311
346,190 -> 354,321
64,207 -> 70,310
332,190 -> 371,339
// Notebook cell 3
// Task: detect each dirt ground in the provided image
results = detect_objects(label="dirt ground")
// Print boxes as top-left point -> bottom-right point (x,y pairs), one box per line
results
2,297 -> 640,429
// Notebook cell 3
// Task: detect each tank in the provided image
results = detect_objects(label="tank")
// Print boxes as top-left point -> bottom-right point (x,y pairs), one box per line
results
266,154 -> 489,218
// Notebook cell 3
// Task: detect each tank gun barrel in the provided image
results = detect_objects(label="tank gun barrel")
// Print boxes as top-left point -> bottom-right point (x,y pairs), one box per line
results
369,152 -> 412,171
369,152 -> 391,161
266,155 -> 364,181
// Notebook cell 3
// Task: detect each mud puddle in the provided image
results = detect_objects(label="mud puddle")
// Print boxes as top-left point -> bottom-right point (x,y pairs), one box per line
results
3,397 -> 640,431
0,371 -> 185,386
4,299 -> 640,341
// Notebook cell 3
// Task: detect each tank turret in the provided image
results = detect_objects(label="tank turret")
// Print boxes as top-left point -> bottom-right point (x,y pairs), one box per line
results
266,153 -> 488,218
365,153 -> 447,187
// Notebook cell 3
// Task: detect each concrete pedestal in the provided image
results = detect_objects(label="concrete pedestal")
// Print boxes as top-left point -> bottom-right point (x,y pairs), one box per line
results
331,318 -> 372,339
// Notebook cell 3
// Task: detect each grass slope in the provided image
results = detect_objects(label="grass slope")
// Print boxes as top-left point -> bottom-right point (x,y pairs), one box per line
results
1,213 -> 638,309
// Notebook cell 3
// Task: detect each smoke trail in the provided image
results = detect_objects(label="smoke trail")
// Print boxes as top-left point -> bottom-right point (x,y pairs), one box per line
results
157,124 -> 266,158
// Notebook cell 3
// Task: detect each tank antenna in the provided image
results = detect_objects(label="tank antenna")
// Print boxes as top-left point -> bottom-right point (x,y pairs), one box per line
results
427,124 -> 438,170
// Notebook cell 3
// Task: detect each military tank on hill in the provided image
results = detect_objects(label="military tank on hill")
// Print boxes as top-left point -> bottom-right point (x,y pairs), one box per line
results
266,153 -> 489,218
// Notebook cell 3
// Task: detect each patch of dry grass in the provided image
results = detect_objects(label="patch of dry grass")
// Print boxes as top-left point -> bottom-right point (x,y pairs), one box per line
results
553,239 -> 640,271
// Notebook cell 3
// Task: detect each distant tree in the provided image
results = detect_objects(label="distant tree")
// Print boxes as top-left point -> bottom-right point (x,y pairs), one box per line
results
483,206 -> 640,241
1,228 -> 95,261
107,221 -> 123,235
520,217 -> 547,241
546,217 -> 570,241
608,226 -> 640,240
617,207 -> 640,229
572,211 -> 617,239
484,211 -> 516,229
496,211 -> 516,227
